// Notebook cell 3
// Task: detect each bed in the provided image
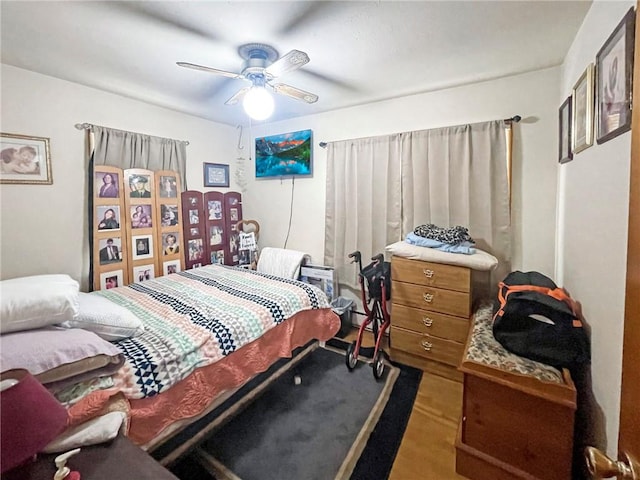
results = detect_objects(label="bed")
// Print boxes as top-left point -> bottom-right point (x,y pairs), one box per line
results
0,265 -> 340,458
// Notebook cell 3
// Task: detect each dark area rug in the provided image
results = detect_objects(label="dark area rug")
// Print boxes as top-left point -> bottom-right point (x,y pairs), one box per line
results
170,339 -> 421,480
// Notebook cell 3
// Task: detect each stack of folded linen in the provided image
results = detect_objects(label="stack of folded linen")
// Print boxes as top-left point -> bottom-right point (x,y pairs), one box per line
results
0,274 -> 144,453
406,224 -> 476,254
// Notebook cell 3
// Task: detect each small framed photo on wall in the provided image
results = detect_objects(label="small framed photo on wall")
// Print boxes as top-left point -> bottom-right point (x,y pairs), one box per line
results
0,133 -> 52,185
558,96 -> 573,164
100,270 -> 123,290
572,63 -> 595,154
596,7 -> 635,144
203,163 -> 230,188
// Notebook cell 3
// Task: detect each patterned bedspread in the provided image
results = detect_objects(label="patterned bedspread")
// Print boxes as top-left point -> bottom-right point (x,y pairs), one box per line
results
95,265 -> 330,399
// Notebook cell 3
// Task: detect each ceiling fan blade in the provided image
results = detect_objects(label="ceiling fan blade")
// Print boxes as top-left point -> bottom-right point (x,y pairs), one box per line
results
265,50 -> 310,78
177,62 -> 244,79
271,83 -> 318,104
225,86 -> 251,106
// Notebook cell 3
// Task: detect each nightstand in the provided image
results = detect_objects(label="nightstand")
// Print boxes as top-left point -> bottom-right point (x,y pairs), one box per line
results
3,435 -> 178,480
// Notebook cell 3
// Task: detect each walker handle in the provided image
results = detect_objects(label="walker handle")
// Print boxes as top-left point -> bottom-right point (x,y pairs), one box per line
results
348,251 -> 361,264
371,253 -> 384,264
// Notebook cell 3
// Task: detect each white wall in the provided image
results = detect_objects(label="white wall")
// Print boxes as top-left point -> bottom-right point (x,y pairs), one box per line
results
243,67 -> 560,278
558,0 -> 634,456
0,65 -> 236,288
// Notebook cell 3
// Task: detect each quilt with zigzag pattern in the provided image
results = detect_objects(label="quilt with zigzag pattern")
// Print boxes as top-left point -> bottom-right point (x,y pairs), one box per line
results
95,265 -> 329,399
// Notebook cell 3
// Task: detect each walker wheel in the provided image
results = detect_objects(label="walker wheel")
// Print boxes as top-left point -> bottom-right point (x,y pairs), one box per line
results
346,341 -> 358,370
373,350 -> 385,380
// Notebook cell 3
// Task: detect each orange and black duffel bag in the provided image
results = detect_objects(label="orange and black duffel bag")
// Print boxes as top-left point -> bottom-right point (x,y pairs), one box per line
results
492,271 -> 590,371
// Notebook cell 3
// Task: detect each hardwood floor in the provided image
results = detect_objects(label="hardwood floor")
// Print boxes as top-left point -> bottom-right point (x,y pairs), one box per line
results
342,329 -> 466,479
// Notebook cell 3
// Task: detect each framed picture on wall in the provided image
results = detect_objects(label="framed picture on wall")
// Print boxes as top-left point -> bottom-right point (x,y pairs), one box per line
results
558,96 -> 573,164
0,133 -> 52,185
572,63 -> 595,154
203,163 -> 230,188
596,7 -> 635,144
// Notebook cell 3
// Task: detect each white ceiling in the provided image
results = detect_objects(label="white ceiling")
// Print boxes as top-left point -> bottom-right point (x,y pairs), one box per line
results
1,1 -> 592,127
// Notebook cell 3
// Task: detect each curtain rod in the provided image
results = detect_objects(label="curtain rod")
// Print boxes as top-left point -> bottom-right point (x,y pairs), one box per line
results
74,122 -> 190,145
317,115 -> 522,148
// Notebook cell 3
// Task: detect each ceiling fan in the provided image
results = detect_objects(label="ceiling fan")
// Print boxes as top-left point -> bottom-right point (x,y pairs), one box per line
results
177,43 -> 318,119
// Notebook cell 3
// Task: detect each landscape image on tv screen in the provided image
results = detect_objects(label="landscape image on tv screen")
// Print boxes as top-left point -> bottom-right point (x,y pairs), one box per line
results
255,129 -> 312,178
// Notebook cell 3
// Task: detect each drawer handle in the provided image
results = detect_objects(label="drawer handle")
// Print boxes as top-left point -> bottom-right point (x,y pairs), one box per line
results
423,269 -> 435,278
421,340 -> 433,351
423,293 -> 434,303
423,317 -> 433,327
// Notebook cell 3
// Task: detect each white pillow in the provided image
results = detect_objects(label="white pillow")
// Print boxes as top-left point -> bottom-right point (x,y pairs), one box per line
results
385,241 -> 499,271
61,292 -> 144,341
43,411 -> 126,453
0,274 -> 80,334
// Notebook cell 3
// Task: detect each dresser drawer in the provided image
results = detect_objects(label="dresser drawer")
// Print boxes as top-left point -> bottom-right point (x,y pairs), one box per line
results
391,326 -> 464,367
392,281 -> 471,318
392,256 -> 470,292
391,303 -> 469,343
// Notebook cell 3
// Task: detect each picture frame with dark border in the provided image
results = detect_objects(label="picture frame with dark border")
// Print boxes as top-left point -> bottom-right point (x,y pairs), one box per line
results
596,7 -> 635,144
559,96 -> 573,164
0,133 -> 52,184
572,63 -> 595,154
203,163 -> 230,188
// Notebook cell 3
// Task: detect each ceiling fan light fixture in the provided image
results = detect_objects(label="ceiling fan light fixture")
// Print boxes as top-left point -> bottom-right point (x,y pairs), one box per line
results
243,86 -> 274,121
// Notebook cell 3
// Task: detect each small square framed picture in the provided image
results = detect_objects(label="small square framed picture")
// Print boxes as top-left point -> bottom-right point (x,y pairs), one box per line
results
558,96 -> 573,164
133,264 -> 155,283
132,234 -> 154,260
204,163 -> 230,188
163,260 -> 181,275
100,270 -> 123,290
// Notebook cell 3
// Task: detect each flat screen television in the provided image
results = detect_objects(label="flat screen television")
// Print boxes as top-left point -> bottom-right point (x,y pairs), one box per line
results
255,129 -> 313,178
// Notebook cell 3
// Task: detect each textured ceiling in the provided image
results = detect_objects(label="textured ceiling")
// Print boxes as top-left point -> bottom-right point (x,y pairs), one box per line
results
0,1 -> 592,126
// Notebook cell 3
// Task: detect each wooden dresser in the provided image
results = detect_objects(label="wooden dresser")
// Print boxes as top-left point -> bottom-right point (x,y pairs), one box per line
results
390,255 -> 472,381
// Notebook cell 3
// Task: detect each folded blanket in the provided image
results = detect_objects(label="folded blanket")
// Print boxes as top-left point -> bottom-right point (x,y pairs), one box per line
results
405,232 -> 476,254
413,224 -> 474,245
256,247 -> 310,279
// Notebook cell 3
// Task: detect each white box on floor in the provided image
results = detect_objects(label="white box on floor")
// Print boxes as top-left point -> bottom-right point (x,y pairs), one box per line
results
300,265 -> 338,303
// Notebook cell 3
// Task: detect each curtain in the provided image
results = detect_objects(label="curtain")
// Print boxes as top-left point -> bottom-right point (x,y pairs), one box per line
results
401,120 -> 511,285
325,120 -> 511,288
325,135 -> 402,287
91,125 -> 187,190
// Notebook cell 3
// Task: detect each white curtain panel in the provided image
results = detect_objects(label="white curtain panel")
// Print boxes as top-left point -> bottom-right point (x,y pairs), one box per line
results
325,120 -> 511,288
325,135 -> 402,287
92,126 -> 187,190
